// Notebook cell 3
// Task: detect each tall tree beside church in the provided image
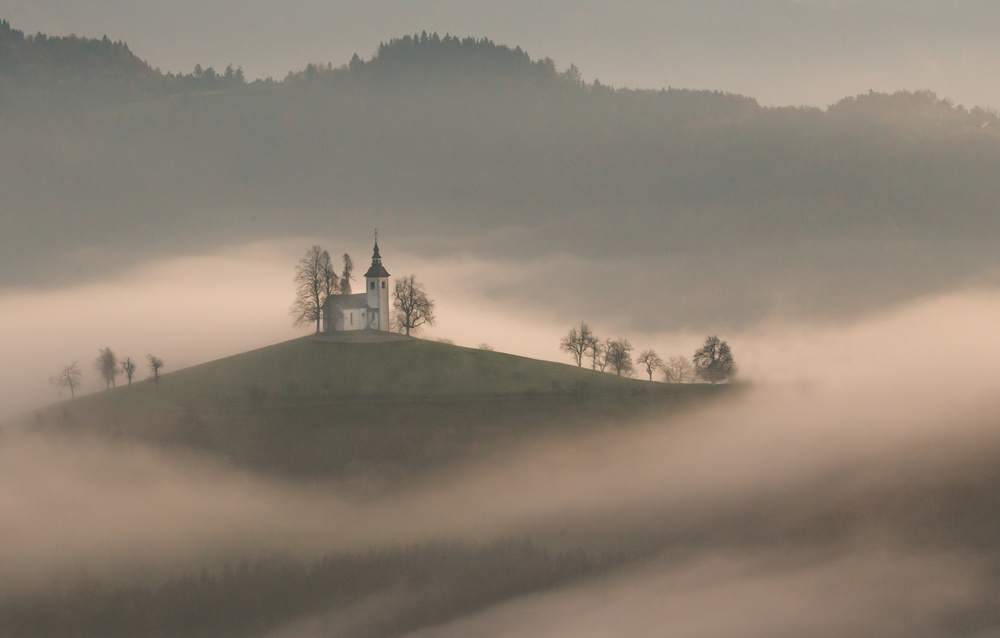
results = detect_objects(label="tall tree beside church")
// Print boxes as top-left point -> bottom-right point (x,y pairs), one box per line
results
291,245 -> 338,332
393,275 -> 436,336
340,253 -> 354,294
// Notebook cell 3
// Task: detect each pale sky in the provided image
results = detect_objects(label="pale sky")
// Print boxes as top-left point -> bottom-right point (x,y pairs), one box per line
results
5,0 -> 1000,108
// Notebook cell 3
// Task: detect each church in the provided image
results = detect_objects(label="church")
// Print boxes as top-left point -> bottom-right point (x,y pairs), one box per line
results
322,240 -> 391,332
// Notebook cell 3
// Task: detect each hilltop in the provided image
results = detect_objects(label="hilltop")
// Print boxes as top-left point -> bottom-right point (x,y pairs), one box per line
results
29,335 -> 726,481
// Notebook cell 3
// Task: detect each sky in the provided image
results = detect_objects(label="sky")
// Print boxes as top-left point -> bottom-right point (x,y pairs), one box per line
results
5,0 -> 1000,108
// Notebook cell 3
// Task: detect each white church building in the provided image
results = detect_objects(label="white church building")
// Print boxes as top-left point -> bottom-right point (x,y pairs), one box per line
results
322,240 -> 391,332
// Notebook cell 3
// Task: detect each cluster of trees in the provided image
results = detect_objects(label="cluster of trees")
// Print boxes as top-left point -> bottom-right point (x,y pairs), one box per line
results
50,350 -> 165,399
560,322 -> 735,383
291,245 -> 437,337
290,245 -> 355,332
0,538 -> 606,638
170,63 -> 248,90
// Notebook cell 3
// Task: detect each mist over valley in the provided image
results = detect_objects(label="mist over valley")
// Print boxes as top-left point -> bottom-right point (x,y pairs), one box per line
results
3,11 -> 1000,637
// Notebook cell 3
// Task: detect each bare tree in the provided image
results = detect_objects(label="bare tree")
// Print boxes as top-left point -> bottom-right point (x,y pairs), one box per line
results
339,253 -> 354,294
120,356 -> 137,386
50,362 -> 82,399
478,343 -> 494,351
693,335 -> 736,383
94,347 -> 119,389
560,321 -> 595,367
589,337 -> 608,371
605,338 -> 634,377
392,274 -> 436,336
291,245 -> 338,333
147,354 -> 165,387
636,349 -> 663,381
662,355 -> 695,383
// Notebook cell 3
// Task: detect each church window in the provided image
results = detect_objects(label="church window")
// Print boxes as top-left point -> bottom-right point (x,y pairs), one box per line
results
381,281 -> 386,289
370,282 -> 375,290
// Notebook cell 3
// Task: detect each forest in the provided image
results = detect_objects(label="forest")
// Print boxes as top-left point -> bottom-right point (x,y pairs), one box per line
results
0,538 -> 607,638
1,22 -> 998,329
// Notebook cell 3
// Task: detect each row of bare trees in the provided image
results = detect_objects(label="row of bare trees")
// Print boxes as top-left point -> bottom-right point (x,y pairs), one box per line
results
560,322 -> 736,383
50,350 -> 165,399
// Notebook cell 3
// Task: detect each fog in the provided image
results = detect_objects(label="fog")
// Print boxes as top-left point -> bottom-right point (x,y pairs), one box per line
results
3,269 -> 1000,633
2,5 -> 999,633
401,551 -> 990,638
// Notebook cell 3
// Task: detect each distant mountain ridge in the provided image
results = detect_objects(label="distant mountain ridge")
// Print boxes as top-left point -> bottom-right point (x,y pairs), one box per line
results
3,18 -> 1000,329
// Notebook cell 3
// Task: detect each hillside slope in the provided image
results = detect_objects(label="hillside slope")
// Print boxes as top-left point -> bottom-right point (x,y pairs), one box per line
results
29,335 -> 726,480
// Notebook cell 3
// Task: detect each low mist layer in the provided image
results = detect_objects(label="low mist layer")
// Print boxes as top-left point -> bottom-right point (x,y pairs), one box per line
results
3,289 -> 1000,635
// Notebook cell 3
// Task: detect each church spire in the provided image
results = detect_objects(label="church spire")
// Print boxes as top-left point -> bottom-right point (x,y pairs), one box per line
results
364,232 -> 390,278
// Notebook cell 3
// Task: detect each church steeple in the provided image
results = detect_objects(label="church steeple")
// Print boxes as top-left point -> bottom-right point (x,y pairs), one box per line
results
364,236 -> 390,278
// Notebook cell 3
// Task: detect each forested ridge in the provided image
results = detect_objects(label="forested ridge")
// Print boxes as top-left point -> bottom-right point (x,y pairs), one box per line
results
0,539 -> 607,638
3,21 -> 999,326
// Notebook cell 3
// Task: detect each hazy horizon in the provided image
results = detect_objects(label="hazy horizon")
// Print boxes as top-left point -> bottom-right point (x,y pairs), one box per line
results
6,0 -> 1000,108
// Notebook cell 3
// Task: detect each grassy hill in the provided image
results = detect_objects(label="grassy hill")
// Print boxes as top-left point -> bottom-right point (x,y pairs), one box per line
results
27,334 -> 728,481
91,333 -> 685,404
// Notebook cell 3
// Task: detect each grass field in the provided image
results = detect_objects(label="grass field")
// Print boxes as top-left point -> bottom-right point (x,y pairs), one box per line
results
25,334 -> 731,480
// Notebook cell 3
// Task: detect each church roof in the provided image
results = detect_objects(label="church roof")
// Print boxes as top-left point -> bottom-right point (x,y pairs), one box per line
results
363,239 -> 390,278
326,293 -> 369,310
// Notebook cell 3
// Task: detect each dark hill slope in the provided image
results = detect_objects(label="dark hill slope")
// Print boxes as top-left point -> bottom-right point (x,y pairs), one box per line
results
30,336 -> 726,480
0,19 -> 163,101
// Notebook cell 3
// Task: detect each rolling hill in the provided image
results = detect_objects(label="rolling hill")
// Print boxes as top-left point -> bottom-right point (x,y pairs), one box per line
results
27,334 -> 728,480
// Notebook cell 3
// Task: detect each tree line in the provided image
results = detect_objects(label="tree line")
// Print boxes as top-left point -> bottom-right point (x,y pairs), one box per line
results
50,350 -> 165,400
0,538 -> 610,638
560,322 -> 735,383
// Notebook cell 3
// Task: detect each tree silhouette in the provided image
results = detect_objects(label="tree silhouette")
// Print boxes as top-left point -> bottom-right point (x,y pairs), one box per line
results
635,349 -> 663,381
120,356 -> 137,386
393,275 -> 436,336
662,355 -> 695,383
94,347 -> 118,389
693,335 -> 736,383
560,322 -> 595,367
339,253 -> 354,294
49,362 -> 82,399
605,338 -> 634,377
291,245 -> 338,333
147,354 -> 165,387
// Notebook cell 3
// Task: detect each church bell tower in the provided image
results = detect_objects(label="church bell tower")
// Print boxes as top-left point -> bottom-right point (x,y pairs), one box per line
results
364,236 -> 391,330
